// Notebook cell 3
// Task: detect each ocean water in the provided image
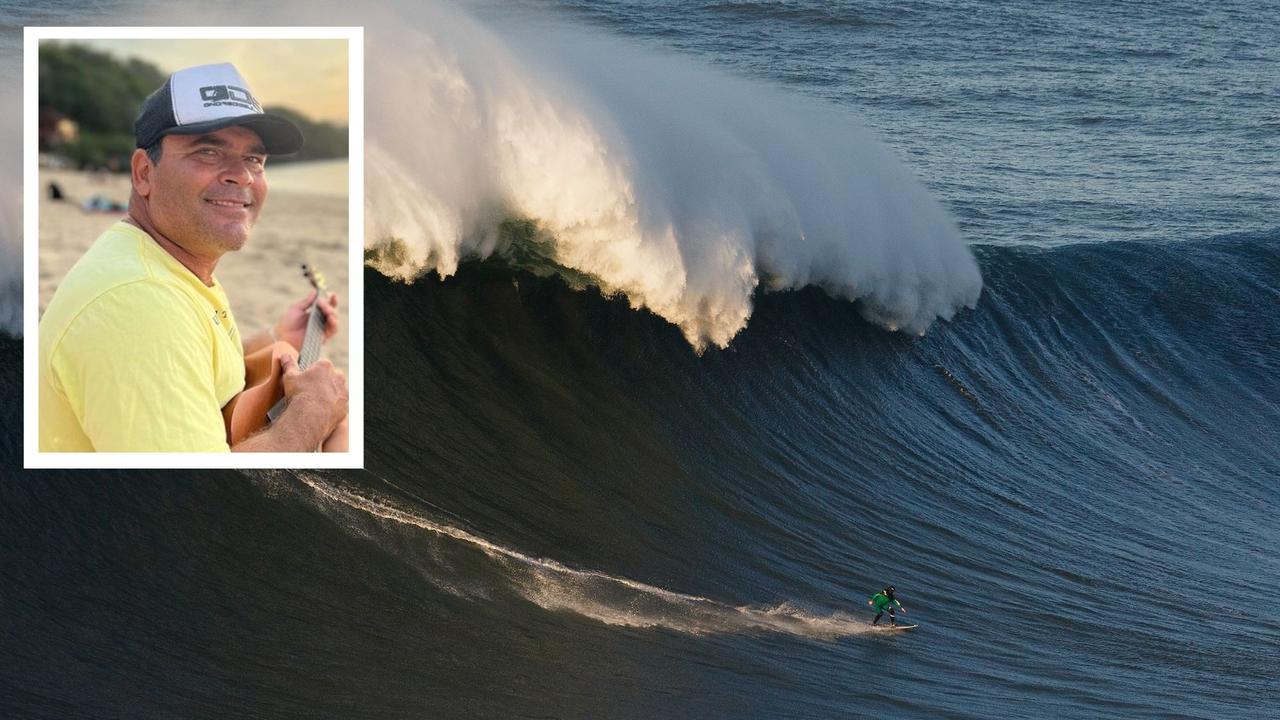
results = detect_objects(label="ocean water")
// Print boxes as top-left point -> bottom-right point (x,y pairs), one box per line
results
4,1 -> 1280,718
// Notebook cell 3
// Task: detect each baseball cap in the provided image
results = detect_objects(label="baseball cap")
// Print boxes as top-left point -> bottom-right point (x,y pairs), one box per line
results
134,62 -> 304,155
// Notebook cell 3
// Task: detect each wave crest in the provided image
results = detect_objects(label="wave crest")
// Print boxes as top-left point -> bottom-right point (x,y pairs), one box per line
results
363,2 -> 982,348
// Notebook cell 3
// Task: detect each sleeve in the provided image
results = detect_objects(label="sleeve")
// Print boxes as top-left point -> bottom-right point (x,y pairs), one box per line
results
50,282 -> 232,452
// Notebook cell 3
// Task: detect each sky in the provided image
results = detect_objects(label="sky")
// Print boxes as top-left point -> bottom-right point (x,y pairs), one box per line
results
78,38 -> 350,125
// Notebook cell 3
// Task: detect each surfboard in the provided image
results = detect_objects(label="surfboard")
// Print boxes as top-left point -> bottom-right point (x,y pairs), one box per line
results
875,624 -> 917,632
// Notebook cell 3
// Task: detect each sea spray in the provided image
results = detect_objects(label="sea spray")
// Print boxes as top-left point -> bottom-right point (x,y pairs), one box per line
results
360,1 -> 982,348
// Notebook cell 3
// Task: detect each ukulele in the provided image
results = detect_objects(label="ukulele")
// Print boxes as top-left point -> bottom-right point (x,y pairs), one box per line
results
222,264 -> 328,446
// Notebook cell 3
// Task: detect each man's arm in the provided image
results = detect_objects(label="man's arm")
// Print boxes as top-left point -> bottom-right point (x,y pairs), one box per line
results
231,395 -> 334,452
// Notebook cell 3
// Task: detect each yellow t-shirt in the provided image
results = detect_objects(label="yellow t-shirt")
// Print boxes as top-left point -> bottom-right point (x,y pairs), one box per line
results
39,221 -> 245,452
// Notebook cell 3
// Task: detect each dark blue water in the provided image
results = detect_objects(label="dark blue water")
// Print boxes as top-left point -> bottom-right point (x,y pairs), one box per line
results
5,1 -> 1280,718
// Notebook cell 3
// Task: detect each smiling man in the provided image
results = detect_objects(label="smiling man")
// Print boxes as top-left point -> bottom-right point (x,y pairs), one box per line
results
38,63 -> 347,453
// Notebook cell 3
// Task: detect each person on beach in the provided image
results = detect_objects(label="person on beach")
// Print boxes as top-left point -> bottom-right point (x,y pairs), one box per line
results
868,586 -> 906,626
38,62 -> 347,452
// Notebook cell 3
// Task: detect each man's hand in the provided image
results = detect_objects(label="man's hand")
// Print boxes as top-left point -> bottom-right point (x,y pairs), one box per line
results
280,353 -> 348,438
274,289 -> 340,352
230,353 -> 348,453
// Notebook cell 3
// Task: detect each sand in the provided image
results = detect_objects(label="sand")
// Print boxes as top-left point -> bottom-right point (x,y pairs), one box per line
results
38,165 -> 350,374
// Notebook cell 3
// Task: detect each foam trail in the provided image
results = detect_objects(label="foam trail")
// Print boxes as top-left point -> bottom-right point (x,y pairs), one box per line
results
357,1 -> 982,348
289,472 -> 879,639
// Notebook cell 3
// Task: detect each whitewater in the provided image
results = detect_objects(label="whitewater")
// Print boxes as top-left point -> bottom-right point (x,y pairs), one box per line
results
361,2 -> 981,348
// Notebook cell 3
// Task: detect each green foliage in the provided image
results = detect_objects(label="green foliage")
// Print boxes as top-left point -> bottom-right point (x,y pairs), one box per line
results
39,43 -> 165,137
262,105 -> 348,163
61,131 -> 135,170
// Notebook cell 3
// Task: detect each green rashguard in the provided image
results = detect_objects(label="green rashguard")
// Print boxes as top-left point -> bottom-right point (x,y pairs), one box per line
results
870,592 -> 901,612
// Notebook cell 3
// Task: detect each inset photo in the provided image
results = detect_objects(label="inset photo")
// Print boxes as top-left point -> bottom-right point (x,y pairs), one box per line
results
24,27 -> 363,467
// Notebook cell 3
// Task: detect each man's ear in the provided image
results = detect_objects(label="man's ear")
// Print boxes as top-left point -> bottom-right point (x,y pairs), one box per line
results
131,148 -> 153,198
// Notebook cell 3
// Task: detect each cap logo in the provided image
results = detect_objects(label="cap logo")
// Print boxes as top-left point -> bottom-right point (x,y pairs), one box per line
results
137,63 -> 303,153
198,84 -> 261,113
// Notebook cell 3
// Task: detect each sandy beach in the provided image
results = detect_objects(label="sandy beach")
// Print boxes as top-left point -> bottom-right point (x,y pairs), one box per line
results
38,162 -> 350,374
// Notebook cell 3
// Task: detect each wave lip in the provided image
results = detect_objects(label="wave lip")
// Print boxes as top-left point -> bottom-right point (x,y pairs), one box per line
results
363,2 -> 982,348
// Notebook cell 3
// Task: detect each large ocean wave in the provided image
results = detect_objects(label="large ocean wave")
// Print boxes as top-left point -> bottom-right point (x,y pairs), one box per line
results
3,228 -> 1278,718
350,231 -> 1279,655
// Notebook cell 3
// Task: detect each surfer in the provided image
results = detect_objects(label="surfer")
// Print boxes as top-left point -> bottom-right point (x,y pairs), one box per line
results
38,62 -> 347,452
868,586 -> 906,626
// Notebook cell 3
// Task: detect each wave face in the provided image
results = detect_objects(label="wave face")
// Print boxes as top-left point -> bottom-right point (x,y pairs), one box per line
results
334,233 -> 1279,717
6,235 -> 1277,718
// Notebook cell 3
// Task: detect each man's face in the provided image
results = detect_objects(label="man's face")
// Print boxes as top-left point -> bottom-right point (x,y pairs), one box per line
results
140,125 -> 269,255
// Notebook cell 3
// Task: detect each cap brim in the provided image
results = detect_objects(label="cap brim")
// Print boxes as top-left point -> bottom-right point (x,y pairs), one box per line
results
158,113 -> 304,155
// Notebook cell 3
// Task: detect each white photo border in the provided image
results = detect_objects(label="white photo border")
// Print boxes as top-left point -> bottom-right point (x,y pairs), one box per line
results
23,26 -> 365,469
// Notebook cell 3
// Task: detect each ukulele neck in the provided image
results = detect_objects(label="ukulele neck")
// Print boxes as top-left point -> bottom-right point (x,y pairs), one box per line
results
298,304 -> 325,369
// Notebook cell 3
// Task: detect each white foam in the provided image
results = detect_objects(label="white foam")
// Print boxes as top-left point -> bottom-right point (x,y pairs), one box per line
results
359,1 -> 983,348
